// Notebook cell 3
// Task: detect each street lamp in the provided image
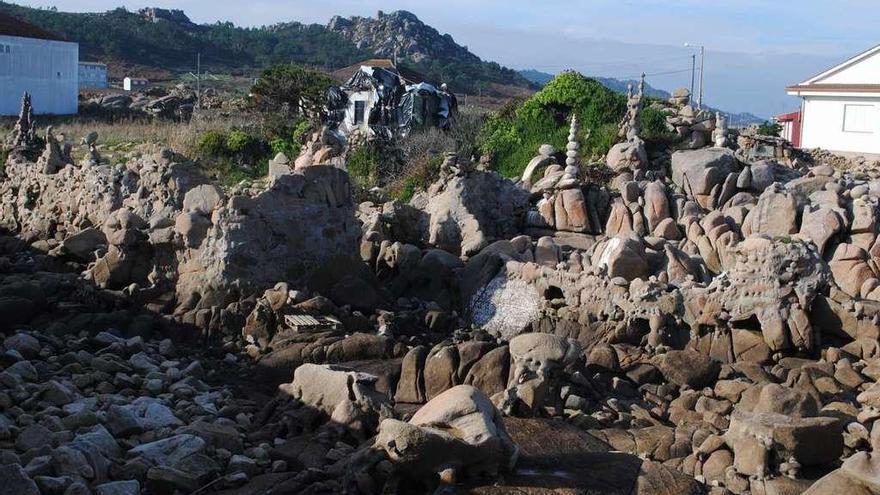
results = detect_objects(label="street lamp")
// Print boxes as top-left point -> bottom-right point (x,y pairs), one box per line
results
684,43 -> 705,109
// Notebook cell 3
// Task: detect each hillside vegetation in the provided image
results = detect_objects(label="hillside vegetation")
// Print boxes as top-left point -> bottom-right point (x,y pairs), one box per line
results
0,3 -> 371,72
479,72 -> 669,178
0,2 -> 531,95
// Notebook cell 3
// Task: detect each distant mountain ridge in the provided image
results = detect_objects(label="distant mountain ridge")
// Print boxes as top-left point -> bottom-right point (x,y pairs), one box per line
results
519,69 -> 763,126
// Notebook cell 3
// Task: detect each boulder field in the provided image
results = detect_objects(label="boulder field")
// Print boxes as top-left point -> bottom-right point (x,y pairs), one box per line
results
2,95 -> 880,494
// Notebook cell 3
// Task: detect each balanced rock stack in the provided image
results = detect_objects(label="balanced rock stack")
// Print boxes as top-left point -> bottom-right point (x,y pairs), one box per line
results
606,80 -> 649,177
523,115 -> 601,234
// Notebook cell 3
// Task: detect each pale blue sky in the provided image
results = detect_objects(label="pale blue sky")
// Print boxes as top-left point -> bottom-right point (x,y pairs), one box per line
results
19,0 -> 880,116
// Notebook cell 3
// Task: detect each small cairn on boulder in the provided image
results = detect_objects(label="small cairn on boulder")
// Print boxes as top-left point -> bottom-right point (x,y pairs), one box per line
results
36,126 -> 72,174
665,87 -> 716,149
606,76 -> 649,177
713,111 -> 730,148
81,131 -> 101,166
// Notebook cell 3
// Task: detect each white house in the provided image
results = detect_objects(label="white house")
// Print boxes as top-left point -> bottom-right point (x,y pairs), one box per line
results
78,61 -> 108,89
0,12 -> 78,116
123,77 -> 149,92
786,44 -> 880,156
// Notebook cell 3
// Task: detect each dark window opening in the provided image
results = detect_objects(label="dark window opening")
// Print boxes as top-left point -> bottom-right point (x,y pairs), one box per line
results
354,101 -> 366,124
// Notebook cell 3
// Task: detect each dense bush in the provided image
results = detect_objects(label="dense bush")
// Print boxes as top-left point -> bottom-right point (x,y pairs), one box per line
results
641,104 -> 677,143
477,71 -> 674,178
250,64 -> 334,121
347,143 -> 381,189
195,128 -> 270,185
478,72 -> 627,178
269,119 -> 313,158
757,121 -> 783,137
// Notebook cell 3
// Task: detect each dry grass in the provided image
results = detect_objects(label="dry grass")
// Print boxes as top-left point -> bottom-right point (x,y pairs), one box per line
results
2,110 -> 255,159
48,116 -> 251,157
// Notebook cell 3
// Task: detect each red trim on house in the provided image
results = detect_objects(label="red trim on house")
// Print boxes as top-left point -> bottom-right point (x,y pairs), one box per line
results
773,111 -> 802,147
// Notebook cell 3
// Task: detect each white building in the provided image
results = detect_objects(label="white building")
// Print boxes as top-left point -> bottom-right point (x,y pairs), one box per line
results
787,44 -> 880,156
123,77 -> 149,92
78,62 -> 107,89
0,12 -> 78,116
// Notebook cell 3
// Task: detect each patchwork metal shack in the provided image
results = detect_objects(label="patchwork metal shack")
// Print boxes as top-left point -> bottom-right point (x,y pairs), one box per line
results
328,58 -> 457,139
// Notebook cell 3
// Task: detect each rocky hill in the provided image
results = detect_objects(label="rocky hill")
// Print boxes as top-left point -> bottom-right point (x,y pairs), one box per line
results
328,10 -> 479,65
327,10 -> 535,94
0,2 -> 531,95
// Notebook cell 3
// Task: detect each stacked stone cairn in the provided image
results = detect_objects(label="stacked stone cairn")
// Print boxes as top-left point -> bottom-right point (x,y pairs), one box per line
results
665,87 -> 717,149
606,76 -> 650,177
11,92 -> 36,150
523,116 -> 602,234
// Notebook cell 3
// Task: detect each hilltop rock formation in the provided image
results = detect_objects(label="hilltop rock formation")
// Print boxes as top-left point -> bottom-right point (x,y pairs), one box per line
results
328,10 -> 481,65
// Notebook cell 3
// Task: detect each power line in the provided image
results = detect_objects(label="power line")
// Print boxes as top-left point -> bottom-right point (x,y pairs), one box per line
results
524,53 -> 690,71
616,68 -> 693,80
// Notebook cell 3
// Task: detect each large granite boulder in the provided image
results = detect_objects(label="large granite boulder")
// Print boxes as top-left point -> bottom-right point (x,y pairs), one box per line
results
671,148 -> 737,197
413,170 -> 528,257
374,385 -> 518,481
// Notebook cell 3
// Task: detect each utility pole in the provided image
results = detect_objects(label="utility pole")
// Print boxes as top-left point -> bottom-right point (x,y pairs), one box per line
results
684,43 -> 705,109
689,54 -> 696,98
698,45 -> 705,109
196,53 -> 201,111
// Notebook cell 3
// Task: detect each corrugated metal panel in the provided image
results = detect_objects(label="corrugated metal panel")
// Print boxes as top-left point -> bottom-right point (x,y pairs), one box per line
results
0,34 -> 78,115
285,314 -> 321,327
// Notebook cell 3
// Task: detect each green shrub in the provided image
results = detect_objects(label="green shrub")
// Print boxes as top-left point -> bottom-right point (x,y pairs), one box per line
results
0,147 -> 8,174
196,130 -> 228,158
757,121 -> 782,137
640,105 -> 676,143
347,144 -> 380,189
396,175 -> 423,203
477,71 -> 627,178
269,119 -> 313,158
250,64 -> 334,121
225,129 -> 255,154
195,128 -> 271,185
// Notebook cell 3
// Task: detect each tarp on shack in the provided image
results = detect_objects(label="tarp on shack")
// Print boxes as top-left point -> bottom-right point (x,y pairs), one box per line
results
327,62 -> 457,138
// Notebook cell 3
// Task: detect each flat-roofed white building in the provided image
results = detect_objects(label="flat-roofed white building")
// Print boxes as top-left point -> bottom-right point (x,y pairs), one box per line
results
787,44 -> 880,156
0,12 -> 78,115
79,61 -> 107,89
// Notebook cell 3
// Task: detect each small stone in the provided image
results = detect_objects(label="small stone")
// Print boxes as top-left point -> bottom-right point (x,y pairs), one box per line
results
95,480 -> 140,495
0,463 -> 39,495
227,454 -> 259,476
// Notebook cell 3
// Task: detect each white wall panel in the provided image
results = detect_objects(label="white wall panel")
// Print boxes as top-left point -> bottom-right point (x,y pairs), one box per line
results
0,35 -> 78,116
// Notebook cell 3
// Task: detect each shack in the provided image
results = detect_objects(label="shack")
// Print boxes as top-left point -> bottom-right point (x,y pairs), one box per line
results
328,58 -> 457,139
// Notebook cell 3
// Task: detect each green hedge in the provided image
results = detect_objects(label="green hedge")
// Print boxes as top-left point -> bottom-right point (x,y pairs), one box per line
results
478,71 -> 669,178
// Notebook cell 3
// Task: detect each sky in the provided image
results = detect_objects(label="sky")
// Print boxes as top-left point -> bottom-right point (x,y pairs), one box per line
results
19,0 -> 880,117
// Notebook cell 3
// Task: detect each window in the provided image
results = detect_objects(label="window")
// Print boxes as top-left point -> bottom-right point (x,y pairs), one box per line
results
353,101 -> 366,124
843,104 -> 876,133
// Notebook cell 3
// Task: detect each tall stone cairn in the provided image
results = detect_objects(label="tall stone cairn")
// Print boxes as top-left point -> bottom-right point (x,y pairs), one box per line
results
565,115 -> 581,172
12,92 -> 35,149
